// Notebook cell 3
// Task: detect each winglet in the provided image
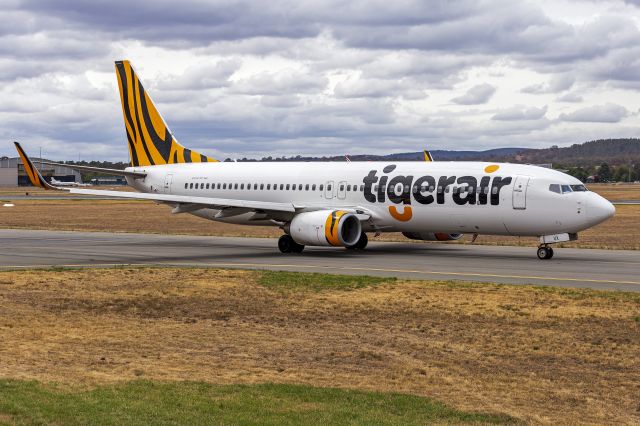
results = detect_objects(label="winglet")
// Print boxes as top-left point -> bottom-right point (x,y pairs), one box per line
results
423,149 -> 434,162
13,142 -> 57,190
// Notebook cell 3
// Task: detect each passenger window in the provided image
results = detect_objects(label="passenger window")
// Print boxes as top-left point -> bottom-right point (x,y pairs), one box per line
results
217,183 -> 221,189
327,184 -> 332,191
570,184 -> 587,192
280,184 -> 284,190
267,184 -> 271,190
286,184 -> 290,190
360,185 -> 364,191
260,184 -> 264,190
292,184 -> 296,191
445,186 -> 450,193
549,184 -> 561,194
561,185 -> 572,193
353,185 -> 357,192
240,183 -> 244,189
339,185 -> 344,191
223,183 -> 226,189
312,184 -> 316,191
491,187 -> 498,195
468,186 -> 474,194
320,184 -> 324,191
437,186 -> 442,193
234,183 -> 238,189
373,185 -> 378,192
184,183 -> 188,189
273,184 -> 277,190
346,184 -> 351,191
206,183 -> 210,189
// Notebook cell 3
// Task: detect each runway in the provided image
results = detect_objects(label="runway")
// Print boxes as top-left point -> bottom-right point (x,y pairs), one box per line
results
1,229 -> 639,291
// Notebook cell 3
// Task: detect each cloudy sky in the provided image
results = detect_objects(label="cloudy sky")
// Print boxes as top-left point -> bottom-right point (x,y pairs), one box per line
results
2,0 -> 640,161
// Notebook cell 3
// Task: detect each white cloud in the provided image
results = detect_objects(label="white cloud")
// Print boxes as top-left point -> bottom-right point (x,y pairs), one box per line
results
492,105 -> 548,121
558,103 -> 628,123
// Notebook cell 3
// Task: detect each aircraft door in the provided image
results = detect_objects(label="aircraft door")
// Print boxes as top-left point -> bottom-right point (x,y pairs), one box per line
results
324,180 -> 334,199
337,180 -> 347,200
512,175 -> 529,209
163,174 -> 173,193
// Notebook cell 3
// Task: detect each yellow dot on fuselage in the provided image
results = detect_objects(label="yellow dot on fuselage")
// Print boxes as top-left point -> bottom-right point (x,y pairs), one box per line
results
484,164 -> 500,173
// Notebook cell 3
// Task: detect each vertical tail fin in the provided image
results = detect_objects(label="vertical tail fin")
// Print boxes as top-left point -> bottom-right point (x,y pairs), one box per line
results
423,149 -> 434,162
14,142 -> 56,190
114,60 -> 218,167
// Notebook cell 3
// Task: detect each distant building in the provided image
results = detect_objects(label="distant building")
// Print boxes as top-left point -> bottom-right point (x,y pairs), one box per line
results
0,156 -> 81,186
90,177 -> 127,186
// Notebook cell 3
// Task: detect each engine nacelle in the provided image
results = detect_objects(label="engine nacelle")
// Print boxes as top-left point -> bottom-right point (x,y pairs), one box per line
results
402,232 -> 463,241
288,210 -> 362,247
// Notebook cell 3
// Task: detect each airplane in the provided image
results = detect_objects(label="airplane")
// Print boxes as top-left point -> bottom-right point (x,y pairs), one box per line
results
49,177 -> 92,187
14,60 -> 616,260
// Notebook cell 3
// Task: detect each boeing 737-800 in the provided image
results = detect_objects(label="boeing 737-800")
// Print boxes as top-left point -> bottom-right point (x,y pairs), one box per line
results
14,60 -> 615,259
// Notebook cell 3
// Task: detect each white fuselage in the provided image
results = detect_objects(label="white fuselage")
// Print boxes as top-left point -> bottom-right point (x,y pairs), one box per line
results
126,161 -> 615,237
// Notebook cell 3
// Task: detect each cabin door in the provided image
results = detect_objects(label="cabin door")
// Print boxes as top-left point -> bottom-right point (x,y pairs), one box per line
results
512,176 -> 529,209
163,174 -> 173,193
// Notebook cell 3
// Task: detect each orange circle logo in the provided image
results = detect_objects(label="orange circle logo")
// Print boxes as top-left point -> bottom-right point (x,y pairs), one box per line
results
484,165 -> 499,173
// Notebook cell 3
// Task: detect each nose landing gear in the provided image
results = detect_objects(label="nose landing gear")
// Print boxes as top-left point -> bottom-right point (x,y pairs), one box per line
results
537,245 -> 554,260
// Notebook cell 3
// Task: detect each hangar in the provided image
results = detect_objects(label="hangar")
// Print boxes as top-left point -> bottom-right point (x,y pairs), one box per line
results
0,156 -> 81,186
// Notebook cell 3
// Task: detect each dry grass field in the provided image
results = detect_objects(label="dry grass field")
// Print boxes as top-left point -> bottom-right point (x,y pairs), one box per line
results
1,191 -> 639,249
0,267 -> 638,424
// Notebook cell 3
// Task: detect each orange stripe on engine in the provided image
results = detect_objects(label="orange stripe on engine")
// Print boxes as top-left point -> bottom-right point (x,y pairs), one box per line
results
325,210 -> 346,246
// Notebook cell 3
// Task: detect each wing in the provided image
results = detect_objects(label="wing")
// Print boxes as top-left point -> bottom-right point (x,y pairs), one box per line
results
15,141 -> 373,219
68,188 -> 295,213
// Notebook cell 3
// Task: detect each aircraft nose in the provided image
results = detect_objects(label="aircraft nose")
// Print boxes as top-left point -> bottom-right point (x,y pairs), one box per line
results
587,194 -> 615,226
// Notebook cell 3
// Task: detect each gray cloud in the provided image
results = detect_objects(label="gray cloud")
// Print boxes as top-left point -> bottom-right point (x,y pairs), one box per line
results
1,0 -> 640,160
451,83 -> 496,105
556,92 -> 583,103
558,103 -> 628,123
522,74 -> 574,94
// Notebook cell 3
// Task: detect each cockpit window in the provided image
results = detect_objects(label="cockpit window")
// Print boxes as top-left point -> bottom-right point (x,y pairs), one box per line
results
549,184 -> 561,194
561,185 -> 572,193
570,184 -> 587,192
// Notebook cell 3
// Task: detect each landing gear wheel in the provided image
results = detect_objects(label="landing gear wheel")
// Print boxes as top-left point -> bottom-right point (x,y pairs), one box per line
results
537,246 -> 554,260
346,233 -> 368,250
355,232 -> 368,250
278,235 -> 305,254
278,235 -> 294,253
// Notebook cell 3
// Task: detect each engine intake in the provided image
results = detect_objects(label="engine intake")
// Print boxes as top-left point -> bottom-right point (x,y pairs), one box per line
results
402,232 -> 463,241
289,210 -> 361,247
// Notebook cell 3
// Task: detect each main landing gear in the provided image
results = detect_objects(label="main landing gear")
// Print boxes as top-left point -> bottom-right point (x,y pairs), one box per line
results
346,232 -> 368,250
537,245 -> 554,260
278,234 -> 305,253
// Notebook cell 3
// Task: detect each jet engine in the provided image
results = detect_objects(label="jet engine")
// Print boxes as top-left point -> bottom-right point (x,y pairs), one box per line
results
402,232 -> 463,241
288,210 -> 361,247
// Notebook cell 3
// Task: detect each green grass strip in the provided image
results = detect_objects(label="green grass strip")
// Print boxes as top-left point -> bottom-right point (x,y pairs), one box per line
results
257,270 -> 395,292
0,380 -> 513,425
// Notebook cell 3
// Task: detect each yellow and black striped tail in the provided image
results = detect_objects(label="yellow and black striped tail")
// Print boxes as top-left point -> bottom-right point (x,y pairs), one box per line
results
115,60 -> 218,167
423,149 -> 434,162
13,142 -> 56,190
